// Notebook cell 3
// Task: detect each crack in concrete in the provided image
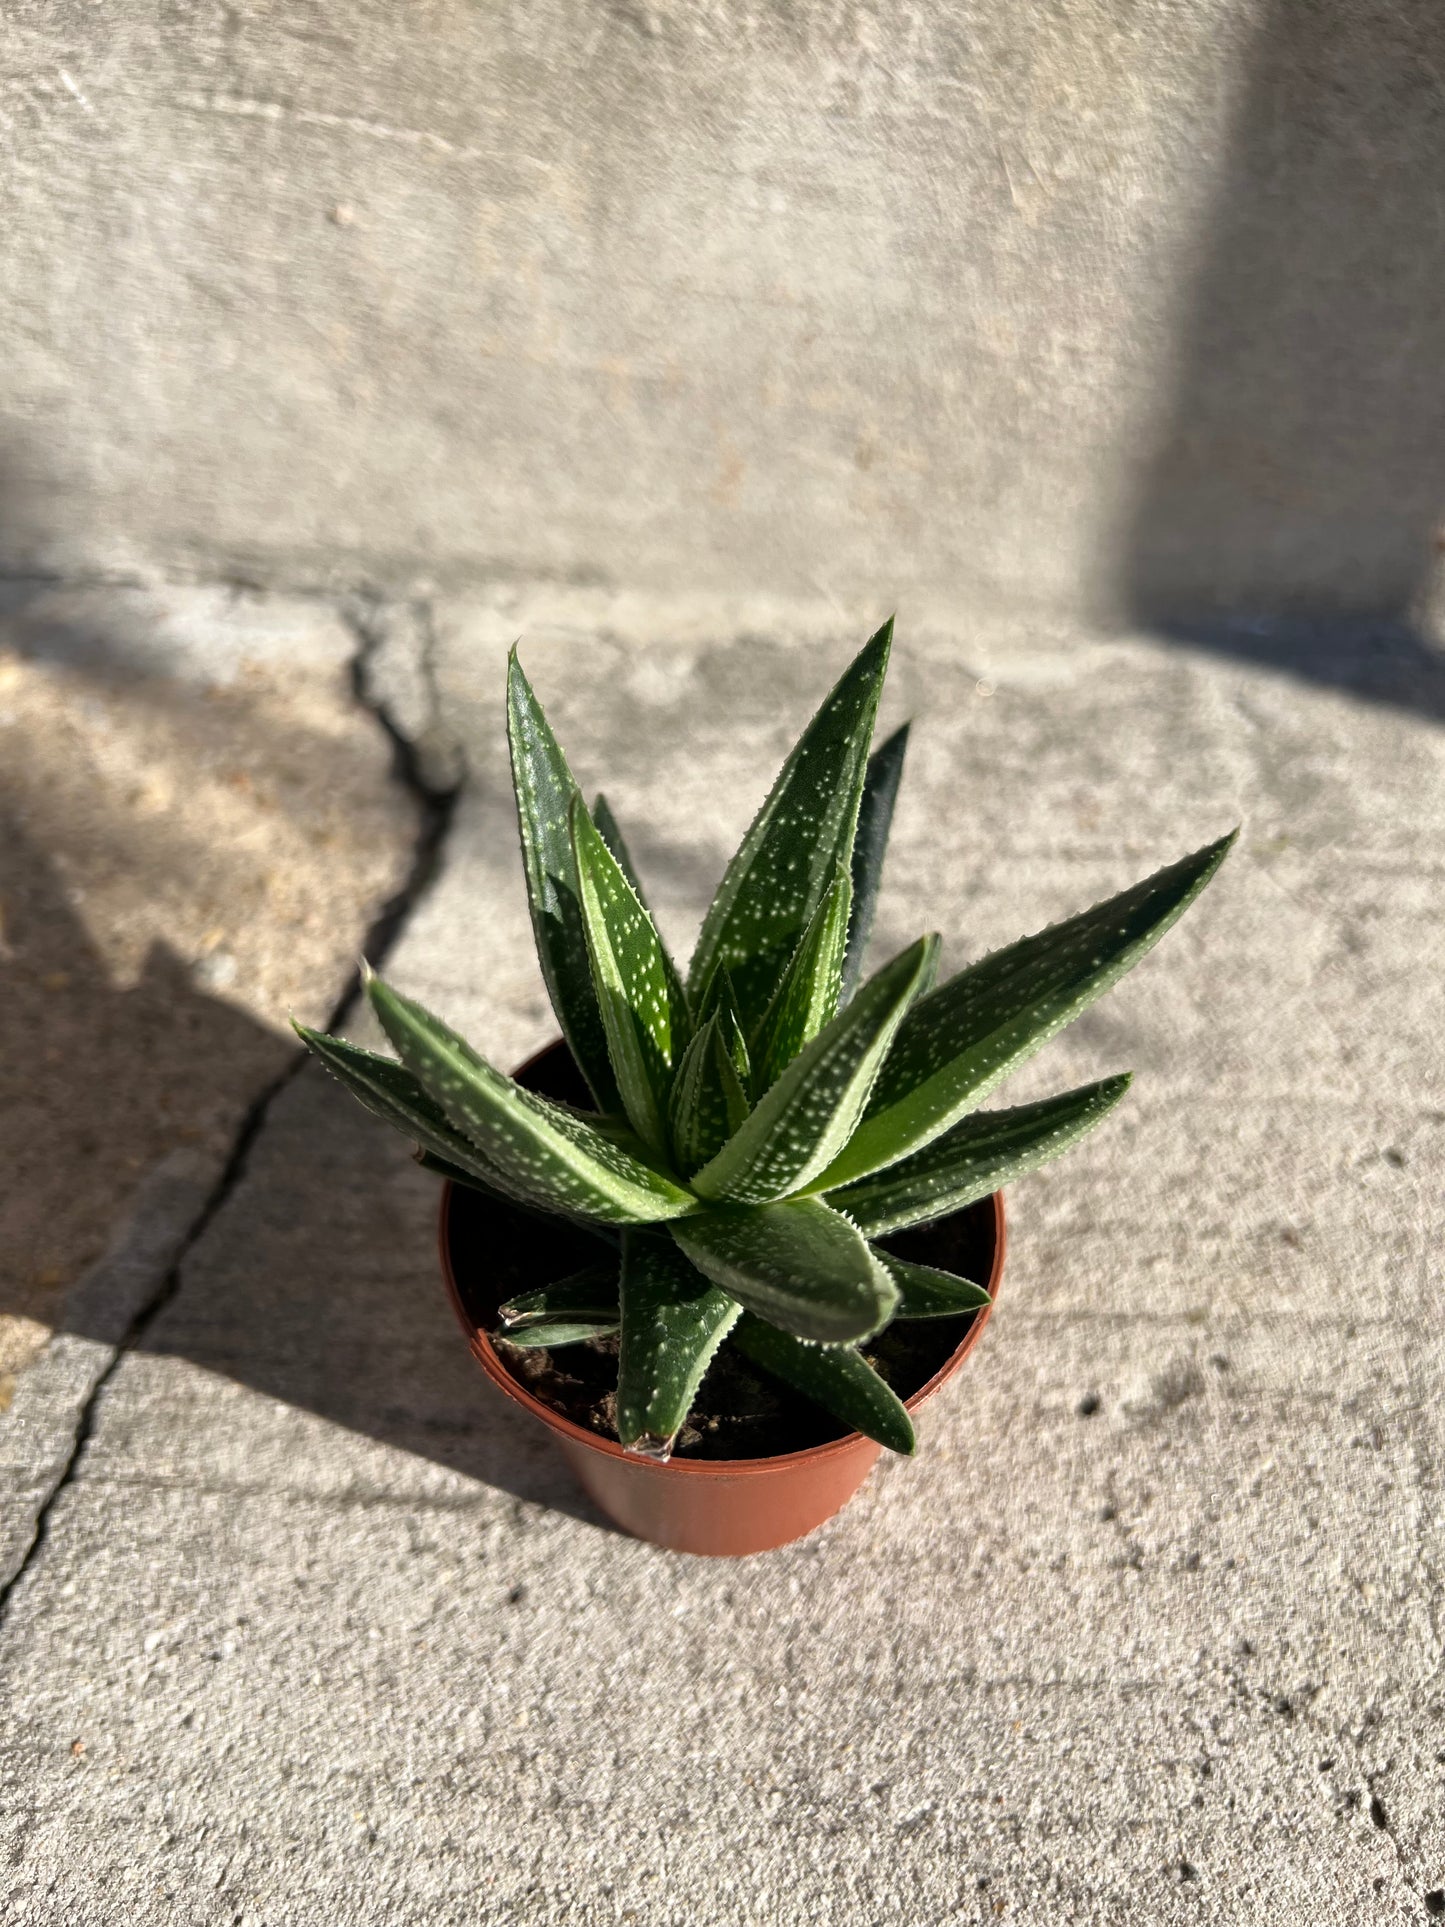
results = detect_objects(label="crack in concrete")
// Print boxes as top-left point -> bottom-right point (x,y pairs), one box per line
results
0,597 -> 459,1632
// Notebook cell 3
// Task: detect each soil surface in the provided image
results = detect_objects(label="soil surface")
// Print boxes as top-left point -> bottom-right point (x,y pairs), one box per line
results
444,1042 -> 1000,1460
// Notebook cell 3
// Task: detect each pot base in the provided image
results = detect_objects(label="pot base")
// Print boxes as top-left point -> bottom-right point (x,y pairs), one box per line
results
554,1426 -> 883,1556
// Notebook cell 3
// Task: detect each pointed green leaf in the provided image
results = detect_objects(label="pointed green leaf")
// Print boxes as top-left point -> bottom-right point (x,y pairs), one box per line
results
841,721 -> 909,1001
731,1314 -> 915,1455
820,832 -> 1235,1189
750,860 -> 852,1094
616,1232 -> 741,1457
367,974 -> 698,1225
688,620 -> 893,1029
668,1016 -> 752,1176
500,1261 -> 620,1327
295,1023 -> 533,1207
833,1075 -> 1132,1236
497,1320 -> 619,1349
590,793 -> 644,896
571,796 -> 687,1158
419,1151 -> 621,1251
671,1196 -> 898,1345
593,793 -> 689,1025
693,963 -> 754,1088
875,1253 -> 992,1318
507,649 -> 619,1109
690,936 -> 937,1206
694,960 -> 740,1030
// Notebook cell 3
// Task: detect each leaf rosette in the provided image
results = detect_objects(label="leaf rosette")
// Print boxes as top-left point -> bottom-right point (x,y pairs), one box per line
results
299,626 -> 1233,1460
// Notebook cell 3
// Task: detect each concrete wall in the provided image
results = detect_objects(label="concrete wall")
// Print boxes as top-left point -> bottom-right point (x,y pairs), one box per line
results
3,1 -> 1443,627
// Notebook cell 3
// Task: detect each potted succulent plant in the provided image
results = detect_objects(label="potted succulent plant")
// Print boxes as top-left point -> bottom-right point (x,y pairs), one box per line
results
298,622 -> 1232,1555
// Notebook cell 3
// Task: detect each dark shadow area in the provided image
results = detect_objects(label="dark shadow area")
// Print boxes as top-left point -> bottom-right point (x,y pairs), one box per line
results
2,781 -> 610,1523
1123,0 -> 1445,722
0,427 -> 607,1522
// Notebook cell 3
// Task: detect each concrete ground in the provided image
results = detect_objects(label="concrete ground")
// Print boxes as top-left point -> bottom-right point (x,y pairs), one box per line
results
0,582 -> 423,1397
1,600 -> 1442,1924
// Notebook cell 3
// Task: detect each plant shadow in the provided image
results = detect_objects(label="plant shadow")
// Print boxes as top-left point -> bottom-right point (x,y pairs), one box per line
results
0,600 -> 613,1530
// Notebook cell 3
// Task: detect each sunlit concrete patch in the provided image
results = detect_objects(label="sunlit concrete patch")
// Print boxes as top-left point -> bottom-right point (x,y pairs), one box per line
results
0,581 -> 420,1382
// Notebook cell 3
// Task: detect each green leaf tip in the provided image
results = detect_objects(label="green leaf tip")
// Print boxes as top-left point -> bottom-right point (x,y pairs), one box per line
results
822,832 -> 1232,1190
877,1253 -> 992,1319
687,620 -> 893,1031
834,1074 -> 1133,1236
615,1233 -> 740,1456
507,648 -> 620,1110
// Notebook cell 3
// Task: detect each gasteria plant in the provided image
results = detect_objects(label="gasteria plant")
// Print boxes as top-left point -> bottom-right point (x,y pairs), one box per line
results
298,623 -> 1233,1463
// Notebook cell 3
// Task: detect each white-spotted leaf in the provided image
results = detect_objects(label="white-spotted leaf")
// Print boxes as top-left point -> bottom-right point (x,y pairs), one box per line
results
731,1314 -> 915,1455
616,1232 -> 741,1457
841,721 -> 909,1000
749,859 -> 852,1095
507,650 -> 619,1108
690,935 -> 937,1205
820,833 -> 1235,1189
832,1075 -> 1132,1235
671,1195 -> 898,1345
572,795 -> 687,1158
367,974 -> 697,1225
688,621 -> 892,1029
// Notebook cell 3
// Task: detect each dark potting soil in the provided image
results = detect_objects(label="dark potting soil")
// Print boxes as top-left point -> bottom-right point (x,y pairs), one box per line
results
443,1042 -> 1000,1461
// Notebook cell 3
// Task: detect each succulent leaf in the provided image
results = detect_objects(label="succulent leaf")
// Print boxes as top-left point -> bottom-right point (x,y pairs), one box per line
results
571,796 -> 687,1158
592,793 -> 690,1022
500,1261 -> 621,1327
507,649 -> 620,1109
749,860 -> 852,1095
668,1016 -> 752,1176
294,1024 -> 531,1206
497,1320 -> 619,1349
832,1075 -> 1133,1236
687,620 -> 892,1029
590,793 -> 643,896
731,1314 -> 915,1455
367,974 -> 697,1225
670,1195 -> 898,1345
690,935 -> 938,1206
616,1232 -> 741,1457
875,1253 -> 992,1317
698,973 -> 752,1087
841,721 -> 910,1001
820,832 -> 1236,1189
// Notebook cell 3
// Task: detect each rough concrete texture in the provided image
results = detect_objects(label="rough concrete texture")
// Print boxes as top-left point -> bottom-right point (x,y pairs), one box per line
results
0,581 -> 420,1392
2,621 -> 1440,1923
3,3 -> 1445,629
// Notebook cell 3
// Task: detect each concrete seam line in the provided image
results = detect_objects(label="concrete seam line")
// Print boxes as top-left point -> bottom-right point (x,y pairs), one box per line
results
0,596 -> 459,1629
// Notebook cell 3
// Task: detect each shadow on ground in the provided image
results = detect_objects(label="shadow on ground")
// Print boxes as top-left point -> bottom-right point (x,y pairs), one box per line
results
1122,0 -> 1445,723
0,499 -> 597,1524
2,824 -> 609,1527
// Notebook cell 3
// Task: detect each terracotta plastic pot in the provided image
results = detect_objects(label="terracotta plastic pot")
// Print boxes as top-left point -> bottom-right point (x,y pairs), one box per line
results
439,1041 -> 1007,1557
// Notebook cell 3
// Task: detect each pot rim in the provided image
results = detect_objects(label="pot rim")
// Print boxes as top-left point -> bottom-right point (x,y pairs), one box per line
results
439,1182 -> 1007,1480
